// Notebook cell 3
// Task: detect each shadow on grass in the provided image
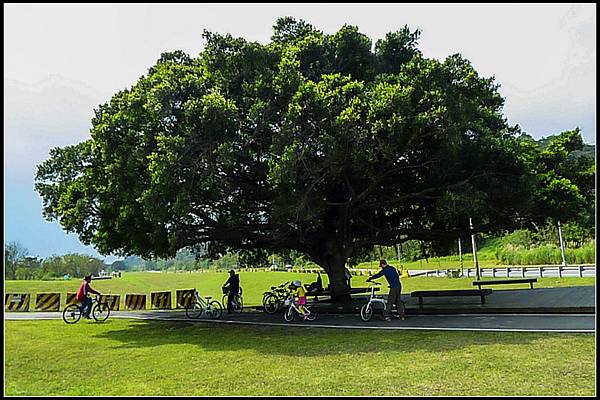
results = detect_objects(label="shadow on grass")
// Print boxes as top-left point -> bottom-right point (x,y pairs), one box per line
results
91,317 -> 567,358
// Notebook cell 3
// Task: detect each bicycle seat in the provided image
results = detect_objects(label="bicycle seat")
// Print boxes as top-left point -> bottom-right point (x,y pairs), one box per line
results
205,296 -> 212,300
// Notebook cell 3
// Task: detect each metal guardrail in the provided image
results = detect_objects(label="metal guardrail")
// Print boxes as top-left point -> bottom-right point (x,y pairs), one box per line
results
421,265 -> 595,278
169,265 -> 596,277
287,265 -> 596,278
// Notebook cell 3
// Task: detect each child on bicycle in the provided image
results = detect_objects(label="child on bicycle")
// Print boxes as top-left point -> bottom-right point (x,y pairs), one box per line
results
291,280 -> 309,320
76,275 -> 101,319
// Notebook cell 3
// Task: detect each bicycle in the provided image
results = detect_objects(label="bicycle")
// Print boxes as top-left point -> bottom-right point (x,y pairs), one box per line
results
62,295 -> 111,324
262,281 -> 292,314
360,282 -> 406,322
282,293 -> 317,322
185,289 -> 223,319
222,286 -> 244,313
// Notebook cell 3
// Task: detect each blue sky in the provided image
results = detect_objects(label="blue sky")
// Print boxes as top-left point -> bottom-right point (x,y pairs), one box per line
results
3,3 -> 596,262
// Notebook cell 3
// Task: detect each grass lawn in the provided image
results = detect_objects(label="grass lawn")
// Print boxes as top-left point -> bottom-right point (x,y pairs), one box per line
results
4,272 -> 596,308
4,318 -> 595,396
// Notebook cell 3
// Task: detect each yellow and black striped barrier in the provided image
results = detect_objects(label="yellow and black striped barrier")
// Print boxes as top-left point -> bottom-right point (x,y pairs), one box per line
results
176,289 -> 195,308
151,291 -> 172,309
125,294 -> 146,310
35,293 -> 61,311
65,292 -> 78,307
100,294 -> 120,311
5,293 -> 31,312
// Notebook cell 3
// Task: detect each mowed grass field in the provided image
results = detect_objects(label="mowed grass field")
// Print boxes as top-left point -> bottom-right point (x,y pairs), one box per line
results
5,271 -> 596,396
5,319 -> 595,396
4,271 -> 596,307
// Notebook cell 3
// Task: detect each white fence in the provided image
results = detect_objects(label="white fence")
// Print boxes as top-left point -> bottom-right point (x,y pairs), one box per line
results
179,265 -> 595,278
290,265 -> 595,278
418,265 -> 595,278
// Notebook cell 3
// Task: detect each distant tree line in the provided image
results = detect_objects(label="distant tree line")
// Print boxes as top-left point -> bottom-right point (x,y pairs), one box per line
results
4,242 -> 106,280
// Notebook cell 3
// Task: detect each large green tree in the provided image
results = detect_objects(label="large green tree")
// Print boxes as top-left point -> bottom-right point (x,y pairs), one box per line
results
516,128 -> 595,230
4,241 -> 29,280
37,18 -> 550,298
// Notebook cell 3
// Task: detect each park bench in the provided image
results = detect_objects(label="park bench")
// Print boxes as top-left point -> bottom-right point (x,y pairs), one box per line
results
472,278 -> 537,290
411,289 -> 492,310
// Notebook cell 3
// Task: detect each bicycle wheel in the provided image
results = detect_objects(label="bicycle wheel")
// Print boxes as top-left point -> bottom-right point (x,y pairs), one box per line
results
283,306 -> 295,322
208,300 -> 223,319
62,304 -> 82,324
92,303 -> 111,322
263,293 -> 280,314
360,303 -> 373,322
222,294 -> 227,308
185,301 -> 203,319
305,306 -> 317,321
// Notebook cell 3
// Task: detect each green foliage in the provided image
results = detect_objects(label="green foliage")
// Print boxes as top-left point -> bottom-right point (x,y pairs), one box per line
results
5,241 -> 30,279
494,223 -> 596,265
4,242 -> 106,280
38,254 -> 105,279
494,242 -> 595,265
516,128 -> 595,229
33,17 -> 594,297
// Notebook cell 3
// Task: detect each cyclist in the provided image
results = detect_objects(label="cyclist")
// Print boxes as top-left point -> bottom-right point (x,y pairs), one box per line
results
291,280 -> 309,320
222,269 -> 240,314
366,259 -> 405,321
76,274 -> 101,319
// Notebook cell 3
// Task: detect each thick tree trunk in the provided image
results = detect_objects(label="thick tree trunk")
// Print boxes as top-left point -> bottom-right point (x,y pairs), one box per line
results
316,248 -> 351,302
326,263 -> 351,301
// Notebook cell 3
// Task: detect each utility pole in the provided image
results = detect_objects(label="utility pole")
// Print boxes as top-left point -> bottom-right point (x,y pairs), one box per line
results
470,218 -> 480,280
558,220 -> 567,271
458,238 -> 463,275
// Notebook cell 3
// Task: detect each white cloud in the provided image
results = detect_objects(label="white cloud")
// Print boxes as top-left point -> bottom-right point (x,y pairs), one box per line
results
4,77 -> 103,182
4,3 -> 595,144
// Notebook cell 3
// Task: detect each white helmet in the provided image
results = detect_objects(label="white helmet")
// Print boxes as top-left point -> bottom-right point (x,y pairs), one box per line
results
293,280 -> 301,287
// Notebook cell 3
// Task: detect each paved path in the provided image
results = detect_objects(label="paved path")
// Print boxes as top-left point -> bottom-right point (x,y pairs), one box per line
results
6,287 -> 595,333
398,286 -> 596,313
6,310 -> 595,333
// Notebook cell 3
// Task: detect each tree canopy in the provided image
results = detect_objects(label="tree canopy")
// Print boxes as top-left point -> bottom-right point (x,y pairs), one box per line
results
35,18 -> 593,298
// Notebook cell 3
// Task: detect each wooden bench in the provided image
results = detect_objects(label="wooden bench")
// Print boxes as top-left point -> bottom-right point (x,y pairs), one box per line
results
472,278 -> 537,290
411,289 -> 492,310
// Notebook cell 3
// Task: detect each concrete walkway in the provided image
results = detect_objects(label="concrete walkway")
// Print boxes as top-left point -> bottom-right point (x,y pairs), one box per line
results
303,285 -> 596,315
5,309 -> 595,333
5,287 -> 595,333
402,286 -> 596,314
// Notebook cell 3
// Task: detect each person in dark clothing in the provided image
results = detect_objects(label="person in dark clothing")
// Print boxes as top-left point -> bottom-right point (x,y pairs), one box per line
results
307,272 -> 323,293
366,259 -> 405,321
344,267 -> 352,287
222,269 -> 240,314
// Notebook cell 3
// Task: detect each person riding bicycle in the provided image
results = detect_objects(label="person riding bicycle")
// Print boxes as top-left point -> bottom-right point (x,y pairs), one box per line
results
223,269 -> 240,314
366,259 -> 405,321
291,280 -> 309,320
76,274 -> 101,319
